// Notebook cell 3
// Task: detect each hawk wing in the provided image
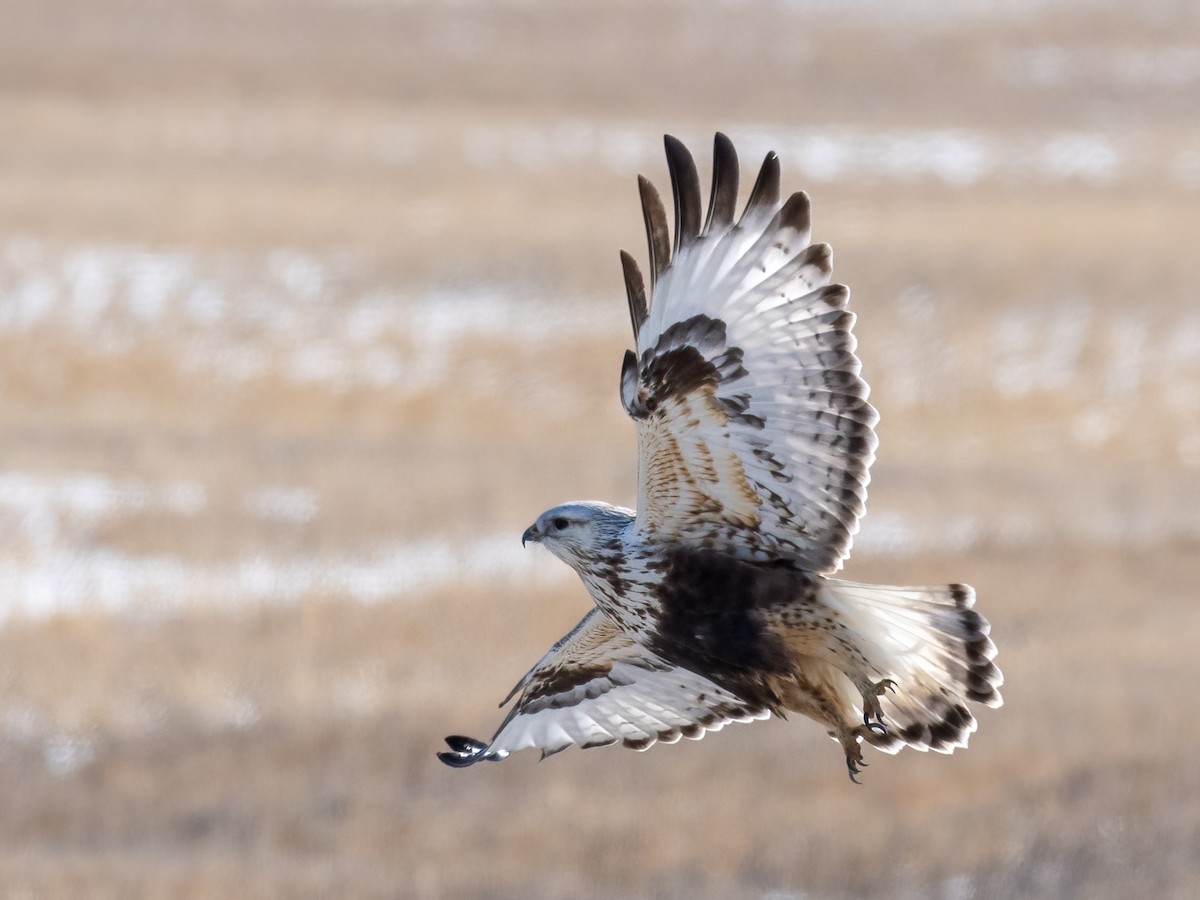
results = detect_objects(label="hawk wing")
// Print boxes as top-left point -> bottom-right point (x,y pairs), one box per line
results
620,134 -> 879,573
438,608 -> 769,767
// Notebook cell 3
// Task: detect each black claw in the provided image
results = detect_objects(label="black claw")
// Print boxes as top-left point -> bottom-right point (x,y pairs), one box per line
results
845,754 -> 867,783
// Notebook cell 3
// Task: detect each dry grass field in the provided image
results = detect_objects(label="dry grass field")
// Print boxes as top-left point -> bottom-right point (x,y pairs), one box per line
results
2,1 -> 1199,896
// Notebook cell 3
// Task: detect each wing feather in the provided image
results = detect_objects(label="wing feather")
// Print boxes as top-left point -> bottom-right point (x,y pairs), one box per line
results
638,175 -> 671,289
703,132 -> 739,236
739,150 -> 780,228
620,250 -> 648,341
438,609 -> 770,767
623,136 -> 879,572
664,135 -> 703,252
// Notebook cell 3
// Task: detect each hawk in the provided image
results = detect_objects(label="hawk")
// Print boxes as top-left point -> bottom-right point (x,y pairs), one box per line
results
439,133 -> 1002,780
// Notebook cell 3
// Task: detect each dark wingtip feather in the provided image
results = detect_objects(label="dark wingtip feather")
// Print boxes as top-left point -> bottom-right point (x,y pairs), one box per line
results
778,190 -> 812,235
663,134 -> 702,252
438,735 -> 491,768
703,132 -> 740,236
740,151 -> 781,226
637,174 -> 671,289
620,348 -> 640,417
787,241 -> 832,285
620,250 -> 648,341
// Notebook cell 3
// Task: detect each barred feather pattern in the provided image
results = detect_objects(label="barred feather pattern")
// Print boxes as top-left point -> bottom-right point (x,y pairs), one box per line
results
438,609 -> 770,767
809,580 -> 1004,755
623,134 -> 878,574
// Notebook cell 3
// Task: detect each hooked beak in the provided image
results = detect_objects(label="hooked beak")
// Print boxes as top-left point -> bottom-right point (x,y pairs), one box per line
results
521,523 -> 540,547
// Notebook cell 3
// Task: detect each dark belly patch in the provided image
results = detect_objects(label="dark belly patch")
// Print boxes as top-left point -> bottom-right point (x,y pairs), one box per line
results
648,548 -> 814,698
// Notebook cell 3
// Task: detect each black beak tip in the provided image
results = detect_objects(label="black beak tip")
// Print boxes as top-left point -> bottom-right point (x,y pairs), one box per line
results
522,525 -> 537,547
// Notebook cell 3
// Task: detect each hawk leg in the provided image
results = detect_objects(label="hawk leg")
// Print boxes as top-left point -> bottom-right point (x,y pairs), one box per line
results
839,678 -> 897,783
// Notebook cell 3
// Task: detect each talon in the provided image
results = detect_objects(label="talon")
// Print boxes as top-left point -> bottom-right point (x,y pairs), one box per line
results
846,757 -> 863,782
841,730 -> 868,783
858,677 -> 897,732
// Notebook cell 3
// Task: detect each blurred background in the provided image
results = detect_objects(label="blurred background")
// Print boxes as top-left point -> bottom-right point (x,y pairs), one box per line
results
2,0 -> 1199,896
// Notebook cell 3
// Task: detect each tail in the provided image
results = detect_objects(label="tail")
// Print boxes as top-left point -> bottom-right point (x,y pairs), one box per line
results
820,579 -> 1003,755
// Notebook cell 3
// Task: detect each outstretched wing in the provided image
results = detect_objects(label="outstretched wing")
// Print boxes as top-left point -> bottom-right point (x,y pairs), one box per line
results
438,608 -> 769,767
620,134 -> 879,573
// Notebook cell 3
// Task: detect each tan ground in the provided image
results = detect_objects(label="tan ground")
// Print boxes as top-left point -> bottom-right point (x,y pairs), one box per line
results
2,1 -> 1199,897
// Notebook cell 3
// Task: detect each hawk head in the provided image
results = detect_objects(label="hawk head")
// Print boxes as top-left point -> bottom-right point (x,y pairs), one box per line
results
522,501 -> 634,570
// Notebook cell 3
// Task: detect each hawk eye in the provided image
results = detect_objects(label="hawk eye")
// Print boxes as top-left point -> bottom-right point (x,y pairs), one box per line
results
551,517 -> 569,531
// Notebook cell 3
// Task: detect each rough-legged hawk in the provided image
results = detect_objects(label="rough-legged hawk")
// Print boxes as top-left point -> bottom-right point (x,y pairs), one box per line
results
439,133 -> 1002,780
